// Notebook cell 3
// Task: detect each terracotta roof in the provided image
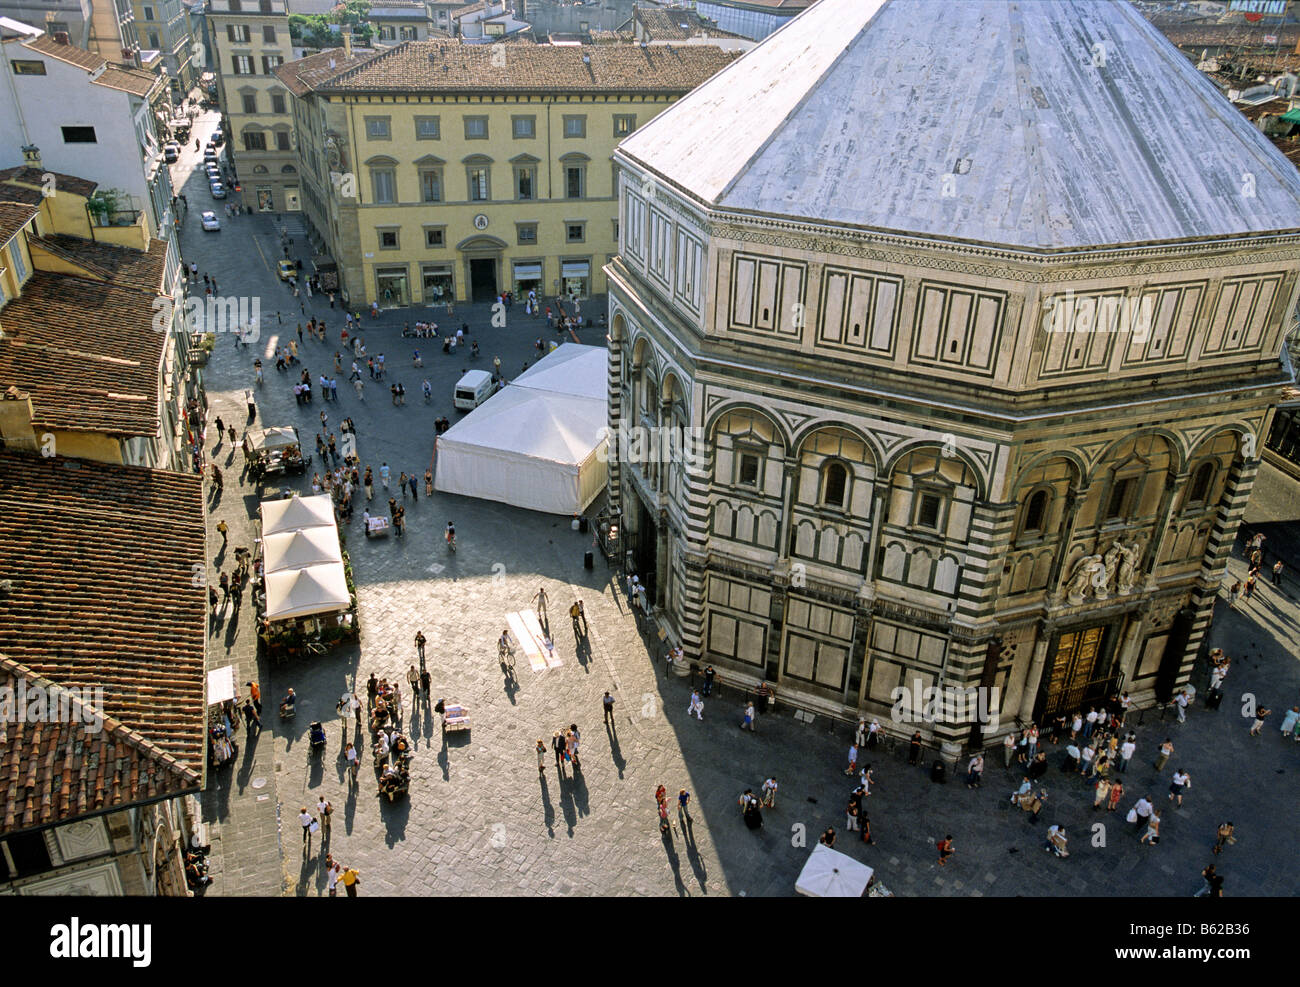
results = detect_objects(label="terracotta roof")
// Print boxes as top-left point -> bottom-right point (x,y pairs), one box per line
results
94,65 -> 160,97
0,654 -> 202,837
274,47 -> 375,97
28,234 -> 170,294
22,32 -> 106,70
319,39 -> 740,93
589,30 -> 632,44
0,200 -> 38,249
635,6 -> 748,41
0,271 -> 165,436
0,452 -> 207,835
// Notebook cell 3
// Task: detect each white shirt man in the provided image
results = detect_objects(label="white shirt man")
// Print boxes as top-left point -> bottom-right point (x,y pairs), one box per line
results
326,859 -> 342,894
1071,714 -> 1083,735
1121,739 -> 1137,764
1065,743 -> 1081,765
1085,709 -> 1099,730
1080,744 -> 1096,770
1134,796 -> 1153,821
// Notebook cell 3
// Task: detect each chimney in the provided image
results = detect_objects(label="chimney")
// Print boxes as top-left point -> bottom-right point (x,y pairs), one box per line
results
21,144 -> 41,168
342,32 -> 352,57
54,30 -> 69,44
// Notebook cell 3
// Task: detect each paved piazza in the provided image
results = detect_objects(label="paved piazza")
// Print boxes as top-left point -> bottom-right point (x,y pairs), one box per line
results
180,124 -> 1300,898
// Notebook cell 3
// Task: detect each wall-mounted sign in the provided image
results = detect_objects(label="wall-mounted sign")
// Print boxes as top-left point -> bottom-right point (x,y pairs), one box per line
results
473,213 -> 489,230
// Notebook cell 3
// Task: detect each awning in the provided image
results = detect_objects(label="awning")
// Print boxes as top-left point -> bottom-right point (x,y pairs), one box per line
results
561,261 -> 589,278
513,263 -> 542,280
262,527 -> 344,573
263,564 -> 351,620
1281,108 -> 1300,124
206,665 -> 236,706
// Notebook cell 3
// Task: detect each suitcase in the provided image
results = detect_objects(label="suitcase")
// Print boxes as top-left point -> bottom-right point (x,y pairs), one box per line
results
1205,688 -> 1223,711
930,759 -> 946,783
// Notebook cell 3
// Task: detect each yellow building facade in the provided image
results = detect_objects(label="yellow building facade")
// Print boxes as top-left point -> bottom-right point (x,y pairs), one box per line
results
280,41 -> 737,308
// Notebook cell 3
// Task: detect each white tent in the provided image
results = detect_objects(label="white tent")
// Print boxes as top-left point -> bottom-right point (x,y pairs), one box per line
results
795,844 -> 874,897
260,493 -> 335,535
435,344 -> 608,515
258,493 -> 350,621
263,564 -> 351,621
262,526 -> 344,573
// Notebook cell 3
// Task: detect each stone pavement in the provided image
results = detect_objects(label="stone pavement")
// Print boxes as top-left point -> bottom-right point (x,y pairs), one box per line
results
182,162 -> 1300,896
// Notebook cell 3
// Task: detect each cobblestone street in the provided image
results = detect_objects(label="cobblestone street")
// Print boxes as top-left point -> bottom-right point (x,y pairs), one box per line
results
182,144 -> 1300,898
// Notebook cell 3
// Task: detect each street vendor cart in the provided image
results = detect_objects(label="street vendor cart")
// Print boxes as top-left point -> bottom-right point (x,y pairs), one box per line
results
436,699 -> 470,735
246,425 -> 310,485
206,664 -> 241,771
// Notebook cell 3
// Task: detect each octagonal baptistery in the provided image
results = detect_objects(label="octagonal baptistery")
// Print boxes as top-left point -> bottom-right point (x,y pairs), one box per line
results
603,0 -> 1300,754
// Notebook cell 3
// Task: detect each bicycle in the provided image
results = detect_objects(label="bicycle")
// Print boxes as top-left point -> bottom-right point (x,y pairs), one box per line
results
304,635 -> 327,657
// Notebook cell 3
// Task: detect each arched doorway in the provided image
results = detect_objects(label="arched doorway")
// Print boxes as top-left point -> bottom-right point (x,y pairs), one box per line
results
456,235 -> 506,303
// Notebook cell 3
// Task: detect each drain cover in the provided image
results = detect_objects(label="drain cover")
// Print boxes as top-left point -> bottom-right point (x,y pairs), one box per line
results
252,777 -> 267,789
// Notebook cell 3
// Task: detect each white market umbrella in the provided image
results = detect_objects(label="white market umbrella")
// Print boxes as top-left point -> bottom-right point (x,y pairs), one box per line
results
263,563 -> 350,620
795,844 -> 874,897
260,493 -> 336,535
262,527 -> 344,574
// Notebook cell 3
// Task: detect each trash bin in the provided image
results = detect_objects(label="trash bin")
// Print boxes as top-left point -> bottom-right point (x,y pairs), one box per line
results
584,550 -> 594,569
578,516 -> 589,533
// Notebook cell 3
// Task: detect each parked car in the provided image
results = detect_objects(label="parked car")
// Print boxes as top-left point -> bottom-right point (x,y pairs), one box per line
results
205,164 -> 220,180
210,182 -> 227,199
203,150 -> 218,165
163,142 -> 179,162
211,131 -> 225,147
201,210 -> 220,231
276,259 -> 296,280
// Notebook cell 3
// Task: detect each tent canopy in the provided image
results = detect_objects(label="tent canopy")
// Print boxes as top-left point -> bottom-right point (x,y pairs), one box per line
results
206,665 -> 236,706
263,564 -> 351,620
795,844 -> 874,897
246,426 -> 301,452
260,493 -> 336,535
262,526 -> 344,573
435,344 -> 609,515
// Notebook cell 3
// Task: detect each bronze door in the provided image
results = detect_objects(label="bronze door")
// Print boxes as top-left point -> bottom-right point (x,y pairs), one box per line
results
1040,625 -> 1107,720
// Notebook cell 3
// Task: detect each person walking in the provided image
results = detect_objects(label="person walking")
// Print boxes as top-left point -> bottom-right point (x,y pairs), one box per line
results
1153,738 -> 1174,772
380,462 -> 390,489
1131,795 -> 1153,833
536,738 -> 547,775
1107,778 -> 1124,812
299,807 -> 315,856
1141,810 -> 1161,846
602,691 -> 615,725
1169,769 -> 1191,807
325,854 -> 342,897
230,579 -> 243,611
218,570 -> 230,605
1250,706 -> 1271,736
406,665 -> 420,706
761,776 -> 777,808
937,834 -> 955,867
208,585 -> 218,613
845,742 -> 859,776
533,586 -> 549,619
1003,731 -> 1017,769
363,466 -> 373,501
678,789 -> 691,821
846,799 -> 861,833
966,753 -> 984,789
414,630 -> 427,662
216,519 -> 228,545
1093,777 -> 1111,809
687,690 -> 704,720
740,701 -> 755,732
345,742 -> 359,783
1195,863 -> 1225,898
1174,689 -> 1190,723
1213,821 -> 1236,855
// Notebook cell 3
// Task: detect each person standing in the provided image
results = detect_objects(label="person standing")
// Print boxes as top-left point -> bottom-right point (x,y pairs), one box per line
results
533,586 -> 549,619
552,731 -> 566,775
966,753 -> 984,789
345,742 -> 359,782
1280,706 -> 1300,738
908,731 -> 923,766
1003,731 -> 1017,769
406,665 -> 420,706
341,866 -> 360,897
1174,689 -> 1189,723
702,664 -> 716,697
819,827 -> 836,848
602,691 -> 615,725
1153,738 -> 1174,772
536,739 -> 547,775
230,579 -> 243,611
325,854 -> 342,897
678,789 -> 691,821
1107,779 -> 1124,813
1271,558 -> 1283,586
1243,572 -> 1258,600
1119,736 -> 1136,771
1169,769 -> 1191,807
687,690 -> 704,720
316,797 -> 332,842
761,777 -> 777,808
937,834 -> 955,867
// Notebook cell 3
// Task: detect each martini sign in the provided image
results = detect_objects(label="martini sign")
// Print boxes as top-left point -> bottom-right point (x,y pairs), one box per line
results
1229,0 -> 1287,20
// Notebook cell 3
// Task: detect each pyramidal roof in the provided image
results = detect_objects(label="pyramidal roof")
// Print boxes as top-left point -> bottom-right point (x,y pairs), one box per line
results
618,0 -> 1300,251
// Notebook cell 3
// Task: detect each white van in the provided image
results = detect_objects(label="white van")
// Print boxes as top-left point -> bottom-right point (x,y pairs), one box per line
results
454,370 -> 495,411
